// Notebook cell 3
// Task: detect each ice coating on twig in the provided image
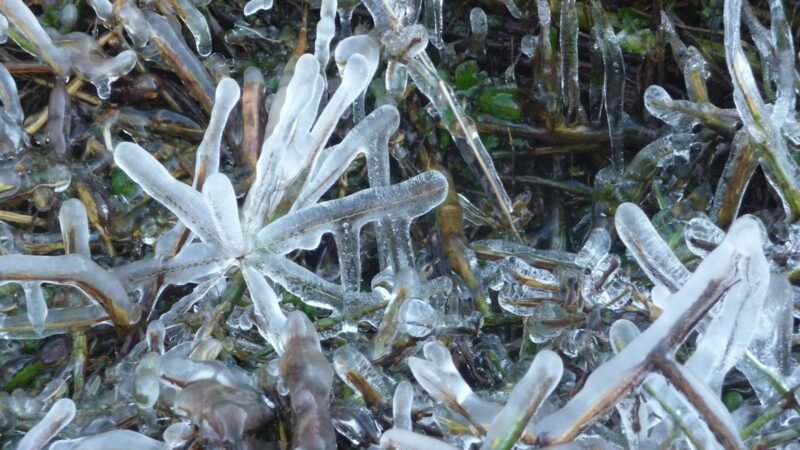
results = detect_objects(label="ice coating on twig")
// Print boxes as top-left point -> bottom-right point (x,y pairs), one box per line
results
685,215 -> 769,394
87,0 -> 113,22
559,0 -> 581,122
0,0 -> 70,76
481,350 -> 562,450
535,212 -> 764,447
334,35 -> 380,123
315,0 -> 337,85
334,345 -> 396,407
17,398 -> 75,450
116,0 -> 150,48
47,80 -> 70,157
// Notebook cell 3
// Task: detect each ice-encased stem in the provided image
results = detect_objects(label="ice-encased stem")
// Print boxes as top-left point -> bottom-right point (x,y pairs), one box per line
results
711,130 -> 758,228
393,381 -> 414,430
60,199 -> 91,258
481,350 -> 562,450
723,0 -> 800,220
17,398 -> 75,450
0,0 -> 71,76
615,203 -> 690,292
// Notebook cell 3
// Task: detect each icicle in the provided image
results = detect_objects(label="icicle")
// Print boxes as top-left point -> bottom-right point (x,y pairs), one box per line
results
423,0 -> 444,49
559,0 -> 581,122
21,282 -> 47,336
47,80 -> 70,157
59,199 -> 90,258
16,398 -> 75,450
146,319 -> 166,354
591,1 -> 625,171
392,381 -> 414,430
169,0 -> 212,57
334,35 -> 380,124
337,4 -> 356,35
469,8 -> 487,54
503,0 -> 524,19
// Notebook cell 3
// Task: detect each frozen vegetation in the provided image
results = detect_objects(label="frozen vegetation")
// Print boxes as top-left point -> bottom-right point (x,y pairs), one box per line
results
0,0 -> 798,449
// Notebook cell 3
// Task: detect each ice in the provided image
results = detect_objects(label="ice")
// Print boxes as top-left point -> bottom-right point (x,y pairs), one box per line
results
337,4 -> 356,35
423,0 -> 444,48
0,63 -> 21,125
257,171 -> 447,256
59,199 -> 90,258
399,298 -> 444,337
738,274 -> 796,403
243,0 -> 273,16
203,174 -> 246,256
241,265 -> 286,353
574,228 -> 611,270
767,0 -> 795,127
615,203 -> 690,292
393,381 -> 414,430
145,11 -> 215,111
115,142 -> 219,245
380,429 -> 459,450
50,430 -> 165,450
333,35 -> 380,123
60,4 -> 78,30
189,337 -> 222,360
469,8 -> 487,53
0,305 -> 108,339
534,213 -> 765,445
163,422 -> 192,448
0,0 -> 71,76
250,256 -> 347,313
279,311 -> 336,449
684,216 -> 725,257
0,254 -> 139,330
644,85 -> 691,130
685,217 -> 769,394
193,77 -> 240,188
16,398 -> 75,450
22,282 -> 47,336
146,319 -> 166,354
133,352 -> 161,409
87,0 -> 113,22
0,13 -> 8,43
724,0 -> 800,219
408,341 -> 501,432
295,104 -> 397,209
315,0 -> 337,85
334,345 -> 395,406
169,0 -> 212,56
521,35 -> 536,58
481,350 -> 562,450
502,0 -> 523,18
117,0 -> 150,48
